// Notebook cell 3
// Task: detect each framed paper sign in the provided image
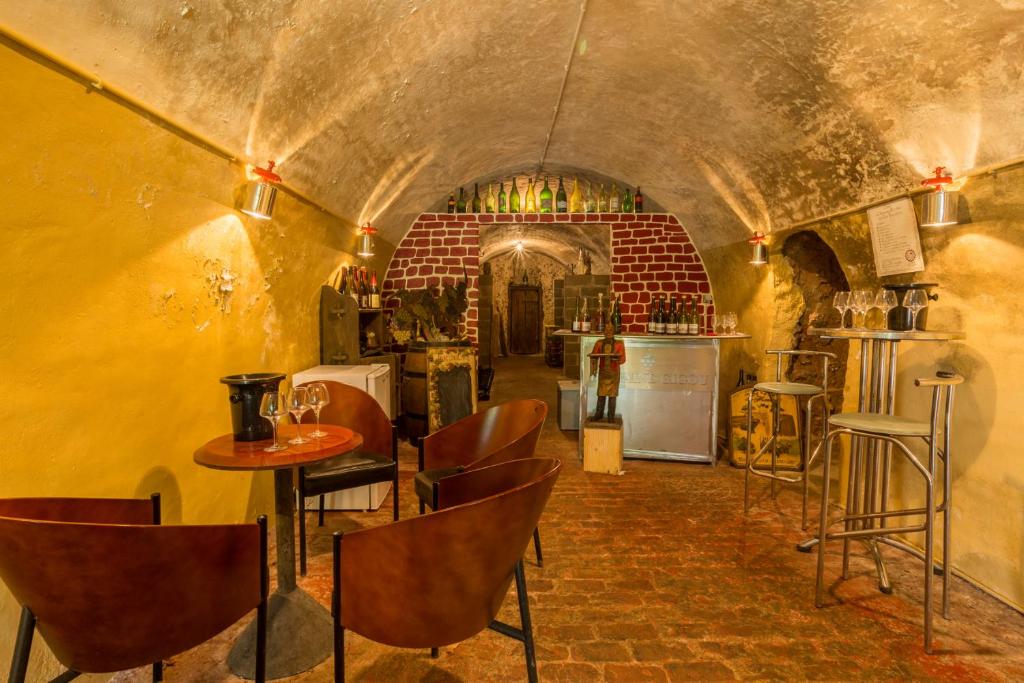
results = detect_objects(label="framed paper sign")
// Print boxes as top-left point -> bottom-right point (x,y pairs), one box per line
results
867,198 -> 925,277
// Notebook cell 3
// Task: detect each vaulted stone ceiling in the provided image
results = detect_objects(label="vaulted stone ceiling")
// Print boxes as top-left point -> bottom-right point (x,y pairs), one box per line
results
3,0 -> 1022,250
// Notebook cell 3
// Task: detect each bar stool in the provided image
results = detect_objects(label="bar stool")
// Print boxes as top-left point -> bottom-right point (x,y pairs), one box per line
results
744,350 -> 836,529
815,371 -> 963,653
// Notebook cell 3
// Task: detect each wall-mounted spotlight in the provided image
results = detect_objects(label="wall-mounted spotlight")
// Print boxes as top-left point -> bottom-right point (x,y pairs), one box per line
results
749,232 -> 768,265
239,161 -> 281,220
357,222 -> 377,258
918,166 -> 959,228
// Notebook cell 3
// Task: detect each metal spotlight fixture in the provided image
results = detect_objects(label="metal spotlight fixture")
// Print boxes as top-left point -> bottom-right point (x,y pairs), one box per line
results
749,232 -> 768,265
918,166 -> 959,228
357,222 -> 377,258
239,161 -> 280,220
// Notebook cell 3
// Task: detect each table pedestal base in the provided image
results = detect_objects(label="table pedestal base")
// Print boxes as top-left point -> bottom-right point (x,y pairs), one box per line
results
228,588 -> 333,680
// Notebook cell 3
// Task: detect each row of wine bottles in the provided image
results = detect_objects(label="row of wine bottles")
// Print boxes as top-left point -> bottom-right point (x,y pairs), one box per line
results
571,293 -> 622,333
647,295 -> 702,335
334,265 -> 382,309
448,176 -> 644,215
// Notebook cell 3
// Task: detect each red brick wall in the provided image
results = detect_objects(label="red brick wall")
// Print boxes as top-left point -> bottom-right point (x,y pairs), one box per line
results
382,213 -> 714,342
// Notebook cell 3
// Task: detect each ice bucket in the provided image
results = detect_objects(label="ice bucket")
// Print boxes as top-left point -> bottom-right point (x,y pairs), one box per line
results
220,373 -> 286,441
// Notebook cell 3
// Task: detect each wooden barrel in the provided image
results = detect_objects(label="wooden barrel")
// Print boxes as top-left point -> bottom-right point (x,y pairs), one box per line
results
401,339 -> 472,440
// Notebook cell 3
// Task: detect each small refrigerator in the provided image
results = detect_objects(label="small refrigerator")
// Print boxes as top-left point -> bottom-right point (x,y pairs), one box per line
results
292,364 -> 393,511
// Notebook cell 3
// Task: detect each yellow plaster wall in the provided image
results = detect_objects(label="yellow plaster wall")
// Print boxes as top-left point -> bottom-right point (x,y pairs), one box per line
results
0,45 -> 391,678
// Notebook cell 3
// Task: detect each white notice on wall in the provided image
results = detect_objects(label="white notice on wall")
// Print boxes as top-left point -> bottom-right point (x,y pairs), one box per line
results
867,198 -> 925,277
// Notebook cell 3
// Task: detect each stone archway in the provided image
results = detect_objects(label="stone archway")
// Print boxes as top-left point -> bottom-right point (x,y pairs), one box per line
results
781,231 -> 850,412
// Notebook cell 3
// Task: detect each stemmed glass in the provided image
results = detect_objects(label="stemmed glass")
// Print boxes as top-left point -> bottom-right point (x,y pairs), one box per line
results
307,383 -> 331,438
287,386 -> 311,444
851,289 -> 871,329
905,289 -> 928,331
874,289 -> 898,330
258,391 -> 289,453
833,291 -> 850,329
724,312 -> 738,335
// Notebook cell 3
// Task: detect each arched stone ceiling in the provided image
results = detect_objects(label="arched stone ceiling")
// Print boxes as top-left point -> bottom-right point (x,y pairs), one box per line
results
4,0 -> 1022,251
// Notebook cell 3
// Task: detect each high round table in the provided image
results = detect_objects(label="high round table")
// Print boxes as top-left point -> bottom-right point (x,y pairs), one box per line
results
195,423 -> 363,680
797,327 -> 964,594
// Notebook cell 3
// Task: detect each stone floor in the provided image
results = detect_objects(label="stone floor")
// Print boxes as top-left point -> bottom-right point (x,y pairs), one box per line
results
142,354 -> 1024,681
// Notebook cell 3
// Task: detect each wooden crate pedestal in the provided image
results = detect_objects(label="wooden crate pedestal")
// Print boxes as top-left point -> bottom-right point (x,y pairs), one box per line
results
583,417 -> 623,475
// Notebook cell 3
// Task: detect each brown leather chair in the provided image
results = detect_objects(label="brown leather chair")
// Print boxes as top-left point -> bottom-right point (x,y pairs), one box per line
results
415,399 -> 548,563
0,495 -> 268,683
297,380 -> 398,576
332,458 -> 561,683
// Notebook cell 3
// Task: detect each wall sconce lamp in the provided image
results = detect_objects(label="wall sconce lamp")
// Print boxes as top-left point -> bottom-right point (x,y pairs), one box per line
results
749,232 -> 768,265
357,222 -> 377,258
239,161 -> 281,220
919,166 -> 959,228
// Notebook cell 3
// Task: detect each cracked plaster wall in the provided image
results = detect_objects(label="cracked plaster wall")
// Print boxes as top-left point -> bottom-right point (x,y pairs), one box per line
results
0,46 -> 380,677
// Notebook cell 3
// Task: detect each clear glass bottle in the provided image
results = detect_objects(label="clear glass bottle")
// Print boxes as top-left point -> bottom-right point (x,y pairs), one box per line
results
572,296 -> 581,332
584,181 -> 597,213
597,183 -> 608,212
569,176 -> 584,213
580,296 -> 591,333
525,178 -> 537,212
486,182 -> 497,213
609,184 -> 622,212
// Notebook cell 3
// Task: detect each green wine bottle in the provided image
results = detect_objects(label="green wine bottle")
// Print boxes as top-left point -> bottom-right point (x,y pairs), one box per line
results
472,183 -> 482,212
622,187 -> 634,213
497,181 -> 507,213
509,176 -> 521,212
525,178 -> 537,212
486,182 -> 496,212
584,181 -> 597,213
539,177 -> 553,213
597,183 -> 608,212
555,176 -> 568,212
456,187 -> 467,213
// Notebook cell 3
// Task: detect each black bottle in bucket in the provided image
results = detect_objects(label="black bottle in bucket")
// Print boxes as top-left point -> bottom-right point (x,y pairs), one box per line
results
220,373 -> 286,441
883,283 -> 938,331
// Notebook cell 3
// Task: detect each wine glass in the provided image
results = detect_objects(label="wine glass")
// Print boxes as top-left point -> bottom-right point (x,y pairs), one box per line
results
258,391 -> 289,453
905,289 -> 928,331
710,313 -> 720,335
724,312 -> 738,335
833,291 -> 850,329
874,289 -> 898,330
287,386 -> 311,444
307,383 -> 330,438
850,289 -> 871,329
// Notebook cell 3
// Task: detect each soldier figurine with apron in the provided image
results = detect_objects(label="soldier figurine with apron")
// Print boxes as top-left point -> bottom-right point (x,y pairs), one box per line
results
588,324 -> 626,422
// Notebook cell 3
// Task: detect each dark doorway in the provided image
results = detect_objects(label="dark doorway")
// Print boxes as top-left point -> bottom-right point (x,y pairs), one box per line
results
781,231 -> 849,412
508,284 -> 542,354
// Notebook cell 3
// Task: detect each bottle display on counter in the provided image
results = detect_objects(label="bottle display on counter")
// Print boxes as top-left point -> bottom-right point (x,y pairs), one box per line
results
612,296 -> 622,333
688,296 -> 699,335
634,186 -> 644,212
472,183 -> 482,212
569,176 -> 584,213
584,181 -> 596,212
337,266 -> 348,296
572,296 -> 581,332
597,183 -> 608,212
655,296 -> 667,334
580,296 -> 591,333
555,176 -> 568,212
497,181 -> 507,213
525,178 -> 537,212
609,184 -> 622,212
539,177 -> 554,213
594,293 -> 605,332
370,270 -> 381,309
486,182 -> 497,213
666,296 -> 678,334
509,176 -> 521,212
647,297 -> 657,334
622,187 -> 634,213
456,187 -> 467,213
359,268 -> 370,308
348,269 -> 359,305
447,192 -> 456,214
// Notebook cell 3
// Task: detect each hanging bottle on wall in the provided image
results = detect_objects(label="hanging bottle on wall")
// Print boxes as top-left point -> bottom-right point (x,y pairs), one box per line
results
597,183 -> 608,212
509,176 -> 521,212
497,181 -> 508,213
569,176 -> 584,213
472,183 -> 482,212
486,182 -> 497,213
539,177 -> 554,213
525,178 -> 537,212
555,176 -> 568,212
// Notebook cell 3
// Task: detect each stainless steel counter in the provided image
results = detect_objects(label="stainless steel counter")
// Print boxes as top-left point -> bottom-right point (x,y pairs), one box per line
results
574,332 -> 749,464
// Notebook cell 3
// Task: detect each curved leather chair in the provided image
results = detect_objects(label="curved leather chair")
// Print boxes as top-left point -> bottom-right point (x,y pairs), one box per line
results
297,380 -> 399,576
0,495 -> 268,683
333,458 -> 561,683
415,399 -> 548,563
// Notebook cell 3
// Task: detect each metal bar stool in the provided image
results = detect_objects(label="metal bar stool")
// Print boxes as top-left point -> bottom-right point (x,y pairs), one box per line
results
744,350 -> 836,529
815,371 -> 962,653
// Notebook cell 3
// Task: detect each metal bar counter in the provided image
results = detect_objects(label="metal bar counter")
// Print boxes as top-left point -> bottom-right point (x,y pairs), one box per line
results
567,332 -> 749,464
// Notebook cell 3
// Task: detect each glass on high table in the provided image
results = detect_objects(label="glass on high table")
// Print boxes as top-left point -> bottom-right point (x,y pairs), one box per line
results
259,391 -> 289,453
905,289 -> 929,331
306,382 -> 330,438
874,289 -> 897,329
833,291 -> 850,329
287,386 -> 311,444
850,289 -> 871,330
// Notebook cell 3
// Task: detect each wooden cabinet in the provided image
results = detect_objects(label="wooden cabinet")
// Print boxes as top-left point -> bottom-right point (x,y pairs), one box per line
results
508,284 -> 542,355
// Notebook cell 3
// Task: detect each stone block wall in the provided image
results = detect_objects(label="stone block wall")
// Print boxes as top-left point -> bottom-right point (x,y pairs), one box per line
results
381,213 -> 714,346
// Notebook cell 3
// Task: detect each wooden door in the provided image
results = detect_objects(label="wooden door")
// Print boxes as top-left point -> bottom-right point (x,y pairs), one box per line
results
508,285 -> 542,355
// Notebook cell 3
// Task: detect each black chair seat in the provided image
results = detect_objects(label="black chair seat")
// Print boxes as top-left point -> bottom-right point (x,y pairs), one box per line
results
414,467 -> 463,508
303,451 -> 395,497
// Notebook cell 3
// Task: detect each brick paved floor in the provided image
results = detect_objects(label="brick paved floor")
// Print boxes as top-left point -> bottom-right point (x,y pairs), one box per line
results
133,354 -> 1024,681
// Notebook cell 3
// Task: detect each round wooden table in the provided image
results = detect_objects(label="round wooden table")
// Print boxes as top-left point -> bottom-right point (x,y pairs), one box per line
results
195,423 -> 362,680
